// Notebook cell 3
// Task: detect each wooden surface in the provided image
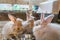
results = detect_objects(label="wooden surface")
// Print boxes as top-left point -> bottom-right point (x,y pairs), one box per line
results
0,13 -> 26,21
0,0 -> 46,4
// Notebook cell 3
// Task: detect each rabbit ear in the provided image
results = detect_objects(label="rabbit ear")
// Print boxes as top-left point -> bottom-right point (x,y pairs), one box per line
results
26,11 -> 30,20
40,13 -> 45,22
8,14 -> 16,22
45,14 -> 54,24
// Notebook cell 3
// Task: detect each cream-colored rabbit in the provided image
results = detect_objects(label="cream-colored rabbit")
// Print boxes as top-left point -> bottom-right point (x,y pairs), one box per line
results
22,12 -> 34,34
33,13 -> 60,40
2,14 -> 24,40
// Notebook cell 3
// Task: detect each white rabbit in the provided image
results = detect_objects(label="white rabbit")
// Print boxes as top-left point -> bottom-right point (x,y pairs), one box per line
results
2,14 -> 24,40
33,13 -> 60,40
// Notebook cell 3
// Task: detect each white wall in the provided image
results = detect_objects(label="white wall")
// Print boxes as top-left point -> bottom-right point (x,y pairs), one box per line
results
37,1 -> 55,13
40,2 -> 53,13
37,1 -> 53,13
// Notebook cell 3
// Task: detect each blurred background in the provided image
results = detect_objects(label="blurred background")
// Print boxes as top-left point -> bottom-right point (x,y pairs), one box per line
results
0,0 -> 60,40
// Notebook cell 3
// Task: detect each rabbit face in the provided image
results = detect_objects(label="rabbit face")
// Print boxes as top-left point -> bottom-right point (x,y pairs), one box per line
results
12,20 -> 23,33
28,19 -> 34,28
8,14 -> 24,35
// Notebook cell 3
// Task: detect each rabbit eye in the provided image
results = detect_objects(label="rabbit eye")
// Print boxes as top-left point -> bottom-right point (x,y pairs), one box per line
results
17,28 -> 20,30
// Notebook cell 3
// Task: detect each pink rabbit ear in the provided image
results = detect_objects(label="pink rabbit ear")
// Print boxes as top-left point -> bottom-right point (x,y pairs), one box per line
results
26,11 -> 30,20
45,14 -> 54,24
8,14 -> 16,22
40,13 -> 45,22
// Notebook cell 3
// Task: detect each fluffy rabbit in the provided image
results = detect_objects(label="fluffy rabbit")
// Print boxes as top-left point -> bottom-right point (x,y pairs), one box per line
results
22,12 -> 35,34
33,13 -> 60,40
22,18 -> 34,34
2,14 -> 24,40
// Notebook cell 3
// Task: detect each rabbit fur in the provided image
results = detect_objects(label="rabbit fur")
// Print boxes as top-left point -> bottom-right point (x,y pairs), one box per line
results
33,13 -> 60,40
2,14 -> 24,40
2,14 -> 34,40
